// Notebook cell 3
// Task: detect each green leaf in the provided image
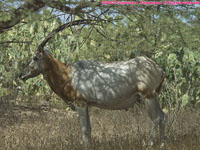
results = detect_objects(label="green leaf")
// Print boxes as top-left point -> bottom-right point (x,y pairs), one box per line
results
0,65 -> 5,72
181,93 -> 189,107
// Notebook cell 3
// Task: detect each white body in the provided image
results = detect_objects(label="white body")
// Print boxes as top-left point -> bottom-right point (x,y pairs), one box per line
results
72,56 -> 164,110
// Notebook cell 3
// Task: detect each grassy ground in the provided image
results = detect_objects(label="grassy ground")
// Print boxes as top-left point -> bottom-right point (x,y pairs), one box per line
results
0,100 -> 200,150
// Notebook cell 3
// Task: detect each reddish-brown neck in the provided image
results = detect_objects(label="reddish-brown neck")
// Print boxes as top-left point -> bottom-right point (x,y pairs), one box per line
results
42,54 -> 71,98
41,54 -> 85,103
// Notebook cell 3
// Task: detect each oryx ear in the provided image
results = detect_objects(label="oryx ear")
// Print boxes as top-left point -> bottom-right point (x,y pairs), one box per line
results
43,46 -> 50,55
38,47 -> 44,54
38,47 -> 49,55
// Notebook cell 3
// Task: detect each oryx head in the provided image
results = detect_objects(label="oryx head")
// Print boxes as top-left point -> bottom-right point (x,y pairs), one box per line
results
19,47 -> 49,81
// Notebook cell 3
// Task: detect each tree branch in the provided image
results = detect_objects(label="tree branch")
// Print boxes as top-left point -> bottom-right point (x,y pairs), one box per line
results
0,0 -> 45,33
46,1 -> 102,14
0,41 -> 32,44
0,0 -> 102,33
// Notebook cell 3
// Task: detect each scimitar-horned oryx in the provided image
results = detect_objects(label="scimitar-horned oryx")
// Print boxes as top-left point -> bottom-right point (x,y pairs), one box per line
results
19,47 -> 166,149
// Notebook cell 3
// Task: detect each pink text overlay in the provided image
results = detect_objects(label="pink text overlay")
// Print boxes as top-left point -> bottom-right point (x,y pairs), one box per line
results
102,1 -> 200,5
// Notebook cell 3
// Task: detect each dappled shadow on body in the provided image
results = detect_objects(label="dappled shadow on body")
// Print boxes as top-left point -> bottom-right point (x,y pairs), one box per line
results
72,57 -> 164,109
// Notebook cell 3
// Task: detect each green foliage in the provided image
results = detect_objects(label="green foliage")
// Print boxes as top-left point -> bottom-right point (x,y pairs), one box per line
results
0,3 -> 199,108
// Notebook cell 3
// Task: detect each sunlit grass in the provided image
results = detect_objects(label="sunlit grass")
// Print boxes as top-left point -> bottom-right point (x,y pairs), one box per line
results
0,101 -> 200,150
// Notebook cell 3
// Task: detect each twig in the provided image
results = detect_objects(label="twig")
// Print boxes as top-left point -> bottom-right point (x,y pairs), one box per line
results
0,41 -> 32,44
79,27 -> 94,49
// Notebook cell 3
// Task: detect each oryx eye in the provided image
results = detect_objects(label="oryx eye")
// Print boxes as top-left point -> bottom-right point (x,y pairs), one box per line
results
33,57 -> 38,61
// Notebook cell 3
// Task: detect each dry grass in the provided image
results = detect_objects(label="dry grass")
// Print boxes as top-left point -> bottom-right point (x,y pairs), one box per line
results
0,100 -> 200,150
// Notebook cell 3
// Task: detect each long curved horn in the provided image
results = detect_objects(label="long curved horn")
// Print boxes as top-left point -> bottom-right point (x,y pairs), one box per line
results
37,19 -> 93,52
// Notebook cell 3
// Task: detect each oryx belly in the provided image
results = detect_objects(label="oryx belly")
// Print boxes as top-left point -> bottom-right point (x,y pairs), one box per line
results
90,93 -> 140,110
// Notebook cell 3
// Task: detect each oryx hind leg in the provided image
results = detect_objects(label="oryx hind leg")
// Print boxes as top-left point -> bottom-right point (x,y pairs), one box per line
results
145,98 -> 166,147
75,101 -> 91,150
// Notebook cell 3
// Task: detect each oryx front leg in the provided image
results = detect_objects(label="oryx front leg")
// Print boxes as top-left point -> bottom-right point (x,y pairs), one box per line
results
145,98 -> 166,147
75,101 -> 91,150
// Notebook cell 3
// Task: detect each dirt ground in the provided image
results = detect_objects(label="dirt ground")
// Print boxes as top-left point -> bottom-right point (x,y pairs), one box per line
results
0,100 -> 200,150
